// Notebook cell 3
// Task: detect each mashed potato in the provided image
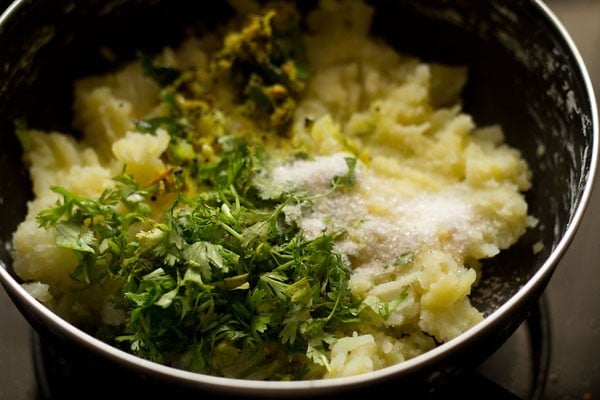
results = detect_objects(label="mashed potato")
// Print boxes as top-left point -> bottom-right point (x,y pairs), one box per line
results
11,0 -> 535,380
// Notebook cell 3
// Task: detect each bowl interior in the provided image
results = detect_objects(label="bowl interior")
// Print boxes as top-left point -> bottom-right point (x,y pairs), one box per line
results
1,0 -> 593,309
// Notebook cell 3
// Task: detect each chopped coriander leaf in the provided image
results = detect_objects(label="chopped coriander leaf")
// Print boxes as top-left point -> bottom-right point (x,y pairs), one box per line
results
135,116 -> 182,137
37,136 -> 361,379
140,53 -> 182,87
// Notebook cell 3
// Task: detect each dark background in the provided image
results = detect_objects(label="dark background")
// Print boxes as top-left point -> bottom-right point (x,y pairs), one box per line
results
1,0 -> 599,399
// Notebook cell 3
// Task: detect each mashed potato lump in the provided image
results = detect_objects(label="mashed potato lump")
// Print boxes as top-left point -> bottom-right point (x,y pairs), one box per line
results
11,0 -> 535,380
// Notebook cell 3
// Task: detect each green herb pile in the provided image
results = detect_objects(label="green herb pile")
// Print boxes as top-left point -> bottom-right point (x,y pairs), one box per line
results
34,4 -> 367,380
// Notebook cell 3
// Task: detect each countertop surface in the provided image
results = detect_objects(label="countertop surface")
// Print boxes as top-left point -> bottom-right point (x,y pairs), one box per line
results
1,1 -> 600,399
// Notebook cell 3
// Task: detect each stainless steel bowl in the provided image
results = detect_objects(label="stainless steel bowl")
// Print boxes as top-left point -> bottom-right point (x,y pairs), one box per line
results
0,0 -> 597,398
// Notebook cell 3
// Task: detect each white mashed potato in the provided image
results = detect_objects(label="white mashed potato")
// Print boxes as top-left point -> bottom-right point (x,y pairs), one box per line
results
11,0 -> 536,379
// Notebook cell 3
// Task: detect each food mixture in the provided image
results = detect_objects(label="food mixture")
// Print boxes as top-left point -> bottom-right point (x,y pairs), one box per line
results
11,0 -> 536,380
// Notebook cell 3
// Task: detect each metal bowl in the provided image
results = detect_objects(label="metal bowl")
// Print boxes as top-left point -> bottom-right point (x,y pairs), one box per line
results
0,0 -> 597,397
